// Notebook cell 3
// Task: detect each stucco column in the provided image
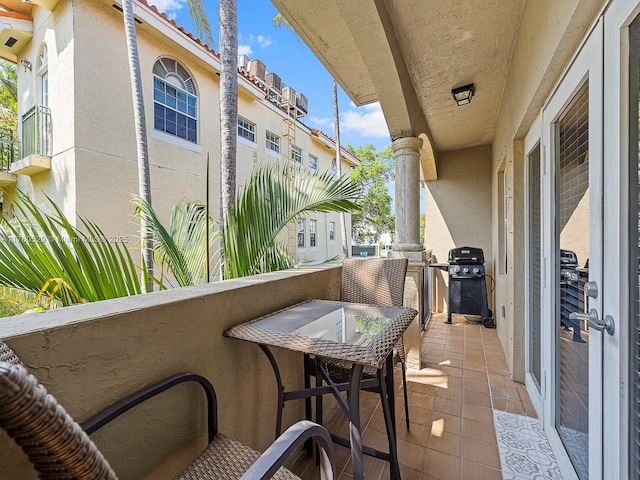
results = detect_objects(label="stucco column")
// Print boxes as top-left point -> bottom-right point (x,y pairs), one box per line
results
390,135 -> 425,370
392,136 -> 423,252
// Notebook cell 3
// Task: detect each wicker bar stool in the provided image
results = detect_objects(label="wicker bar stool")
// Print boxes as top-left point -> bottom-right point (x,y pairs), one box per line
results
306,257 -> 412,432
0,340 -> 336,480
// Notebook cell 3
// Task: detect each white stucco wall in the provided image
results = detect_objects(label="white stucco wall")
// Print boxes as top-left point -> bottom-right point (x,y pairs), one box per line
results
425,145 -> 493,314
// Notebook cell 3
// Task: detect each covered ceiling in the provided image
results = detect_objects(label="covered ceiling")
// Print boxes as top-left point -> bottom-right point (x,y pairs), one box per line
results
271,0 -> 525,161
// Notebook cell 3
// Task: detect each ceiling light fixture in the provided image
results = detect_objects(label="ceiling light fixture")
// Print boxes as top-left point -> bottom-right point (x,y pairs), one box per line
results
451,83 -> 475,106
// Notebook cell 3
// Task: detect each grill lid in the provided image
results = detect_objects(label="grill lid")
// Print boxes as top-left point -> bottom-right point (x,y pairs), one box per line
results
448,246 -> 484,265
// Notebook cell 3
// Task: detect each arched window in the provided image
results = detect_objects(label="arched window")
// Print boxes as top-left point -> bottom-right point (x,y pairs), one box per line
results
37,43 -> 48,107
152,57 -> 198,143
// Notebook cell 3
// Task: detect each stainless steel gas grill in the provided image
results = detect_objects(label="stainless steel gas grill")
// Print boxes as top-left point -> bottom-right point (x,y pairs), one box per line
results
430,246 -> 494,327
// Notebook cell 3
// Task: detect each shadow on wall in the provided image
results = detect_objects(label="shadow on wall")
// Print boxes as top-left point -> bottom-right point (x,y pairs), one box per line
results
425,146 -> 493,268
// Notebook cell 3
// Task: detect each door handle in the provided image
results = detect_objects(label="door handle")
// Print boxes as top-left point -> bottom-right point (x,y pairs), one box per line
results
570,308 -> 615,335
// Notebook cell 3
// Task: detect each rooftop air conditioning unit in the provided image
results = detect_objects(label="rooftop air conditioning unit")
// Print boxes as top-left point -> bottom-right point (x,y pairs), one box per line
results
265,72 -> 282,92
237,55 -> 250,72
281,86 -> 296,106
296,93 -> 308,113
249,59 -> 266,81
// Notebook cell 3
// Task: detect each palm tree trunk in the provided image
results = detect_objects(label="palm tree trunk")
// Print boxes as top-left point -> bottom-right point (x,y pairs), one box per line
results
333,79 -> 349,258
219,0 -> 238,228
122,0 -> 153,291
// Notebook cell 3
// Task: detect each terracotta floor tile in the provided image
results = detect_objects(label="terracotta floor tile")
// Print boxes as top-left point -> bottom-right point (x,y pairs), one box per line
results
396,421 -> 430,446
522,401 -> 538,418
396,438 -> 426,471
463,378 -> 489,394
429,412 -> 463,436
435,385 -> 463,401
406,405 -> 433,427
462,390 -> 492,408
461,460 -> 502,480
426,431 -> 462,456
462,418 -> 497,445
490,383 -> 519,400
433,395 -> 463,416
438,358 -> 464,369
463,369 -> 487,381
487,373 -> 507,385
462,437 -> 501,469
462,403 -> 493,424
491,396 -> 525,415
463,361 -> 486,373
409,391 -> 436,410
423,448 -> 462,479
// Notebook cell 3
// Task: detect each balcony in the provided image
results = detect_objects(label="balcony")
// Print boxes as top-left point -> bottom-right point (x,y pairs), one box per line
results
0,264 -> 545,479
10,104 -> 52,176
0,129 -> 17,186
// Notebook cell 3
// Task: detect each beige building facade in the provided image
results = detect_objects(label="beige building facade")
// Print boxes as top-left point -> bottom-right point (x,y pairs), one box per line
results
0,0 -> 357,270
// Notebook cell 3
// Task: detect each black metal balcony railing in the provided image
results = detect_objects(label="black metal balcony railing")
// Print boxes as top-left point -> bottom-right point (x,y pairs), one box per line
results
21,105 -> 52,159
0,129 -> 18,173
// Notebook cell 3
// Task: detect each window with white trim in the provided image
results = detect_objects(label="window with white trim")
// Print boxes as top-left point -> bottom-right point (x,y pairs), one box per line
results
309,154 -> 318,173
266,131 -> 280,153
291,145 -> 302,164
238,116 -> 256,142
153,57 -> 198,143
297,219 -> 305,247
329,222 -> 335,241
310,219 -> 317,247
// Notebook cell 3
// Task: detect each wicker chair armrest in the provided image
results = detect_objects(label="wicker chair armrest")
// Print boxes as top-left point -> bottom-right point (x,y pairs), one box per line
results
81,373 -> 217,443
239,420 -> 336,480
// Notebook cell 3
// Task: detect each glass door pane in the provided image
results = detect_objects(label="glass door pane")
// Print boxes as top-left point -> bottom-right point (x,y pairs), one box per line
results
528,144 -> 542,392
555,82 -> 590,480
630,17 -> 640,480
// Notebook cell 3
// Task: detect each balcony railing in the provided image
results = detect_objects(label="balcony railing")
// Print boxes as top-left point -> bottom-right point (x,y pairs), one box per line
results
20,105 -> 52,159
0,129 -> 18,173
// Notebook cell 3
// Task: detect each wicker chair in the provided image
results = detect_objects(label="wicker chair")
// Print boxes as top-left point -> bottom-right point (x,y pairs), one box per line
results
0,341 -> 336,480
307,257 -> 411,431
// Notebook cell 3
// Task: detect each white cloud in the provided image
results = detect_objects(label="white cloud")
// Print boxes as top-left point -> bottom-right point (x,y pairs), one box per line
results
257,35 -> 273,48
150,0 -> 185,19
309,116 -> 332,128
238,45 -> 253,56
340,102 -> 389,138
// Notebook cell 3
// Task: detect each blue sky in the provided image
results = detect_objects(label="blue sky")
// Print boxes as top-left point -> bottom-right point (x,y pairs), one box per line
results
151,0 -> 391,152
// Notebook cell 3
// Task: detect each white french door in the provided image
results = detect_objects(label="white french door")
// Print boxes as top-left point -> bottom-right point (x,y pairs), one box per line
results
540,19 -> 605,480
527,2 -> 640,478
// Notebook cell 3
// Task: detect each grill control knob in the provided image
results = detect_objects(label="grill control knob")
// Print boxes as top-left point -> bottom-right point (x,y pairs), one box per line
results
451,266 -> 459,274
473,268 -> 480,274
463,268 -> 469,274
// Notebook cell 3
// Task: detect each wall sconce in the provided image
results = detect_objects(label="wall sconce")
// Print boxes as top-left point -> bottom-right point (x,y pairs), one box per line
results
451,83 -> 475,106
20,58 -> 32,72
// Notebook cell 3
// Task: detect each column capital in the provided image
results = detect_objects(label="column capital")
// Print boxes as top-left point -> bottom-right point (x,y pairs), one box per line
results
391,136 -> 423,155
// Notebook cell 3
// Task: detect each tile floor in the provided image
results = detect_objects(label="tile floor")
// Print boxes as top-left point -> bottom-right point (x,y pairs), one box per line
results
291,313 -> 549,480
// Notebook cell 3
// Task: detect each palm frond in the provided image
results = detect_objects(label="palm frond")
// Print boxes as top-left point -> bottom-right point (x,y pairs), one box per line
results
186,0 -> 213,46
223,165 -> 360,279
133,195 -> 220,287
0,192 -> 142,305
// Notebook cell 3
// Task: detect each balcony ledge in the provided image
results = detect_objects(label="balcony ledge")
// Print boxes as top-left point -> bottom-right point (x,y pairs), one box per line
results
10,154 -> 51,175
0,172 -> 17,186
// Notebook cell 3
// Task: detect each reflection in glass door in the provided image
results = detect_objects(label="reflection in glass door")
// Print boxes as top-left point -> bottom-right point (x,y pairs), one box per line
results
555,83 -> 590,480
528,144 -> 542,393
630,16 -> 640,480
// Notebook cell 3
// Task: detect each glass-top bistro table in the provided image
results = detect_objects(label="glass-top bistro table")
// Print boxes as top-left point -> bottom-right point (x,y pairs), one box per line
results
224,300 -> 418,480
